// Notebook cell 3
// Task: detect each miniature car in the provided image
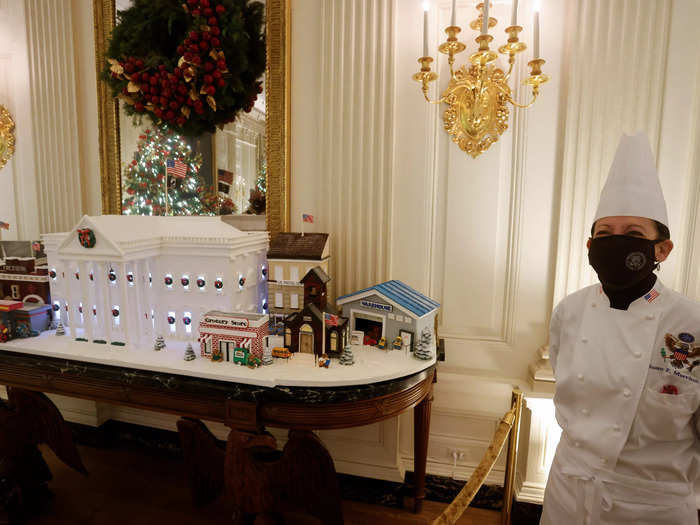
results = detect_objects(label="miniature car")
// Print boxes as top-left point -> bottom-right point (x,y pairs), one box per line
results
0,323 -> 9,342
377,337 -> 387,350
247,356 -> 262,369
363,334 -> 377,346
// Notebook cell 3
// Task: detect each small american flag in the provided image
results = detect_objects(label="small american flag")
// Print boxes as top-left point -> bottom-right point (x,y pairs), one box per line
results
644,289 -> 660,303
302,213 -> 314,223
166,158 -> 188,179
324,312 -> 338,326
0,221 -> 9,230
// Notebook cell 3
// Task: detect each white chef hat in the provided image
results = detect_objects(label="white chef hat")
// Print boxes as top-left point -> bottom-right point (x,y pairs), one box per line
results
593,133 -> 668,227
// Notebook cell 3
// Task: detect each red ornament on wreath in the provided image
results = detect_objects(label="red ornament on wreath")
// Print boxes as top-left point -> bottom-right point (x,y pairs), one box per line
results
112,308 -> 120,317
167,315 -> 176,325
109,270 -> 117,282
165,276 -> 174,286
181,276 -> 190,287
214,278 -> 223,290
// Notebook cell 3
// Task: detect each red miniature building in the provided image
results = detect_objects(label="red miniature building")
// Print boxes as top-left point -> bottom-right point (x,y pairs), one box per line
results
0,241 -> 50,305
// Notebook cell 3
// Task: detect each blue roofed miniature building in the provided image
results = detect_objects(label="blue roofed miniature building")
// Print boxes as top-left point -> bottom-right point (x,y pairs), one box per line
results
336,280 -> 439,353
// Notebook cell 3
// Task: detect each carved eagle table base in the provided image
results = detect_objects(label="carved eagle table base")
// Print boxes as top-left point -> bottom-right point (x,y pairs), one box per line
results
0,388 -> 87,525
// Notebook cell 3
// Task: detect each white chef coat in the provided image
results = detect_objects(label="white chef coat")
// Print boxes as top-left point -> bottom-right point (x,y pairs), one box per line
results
541,280 -> 700,525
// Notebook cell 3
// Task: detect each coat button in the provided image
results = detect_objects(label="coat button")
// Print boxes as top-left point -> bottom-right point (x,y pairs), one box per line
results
581,408 -> 590,416
623,388 -> 631,398
577,373 -> 584,381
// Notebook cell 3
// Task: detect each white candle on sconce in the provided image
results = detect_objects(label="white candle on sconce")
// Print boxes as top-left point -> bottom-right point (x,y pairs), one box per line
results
481,1 -> 489,35
511,0 -> 519,26
423,1 -> 430,57
533,0 -> 541,58
451,0 -> 456,26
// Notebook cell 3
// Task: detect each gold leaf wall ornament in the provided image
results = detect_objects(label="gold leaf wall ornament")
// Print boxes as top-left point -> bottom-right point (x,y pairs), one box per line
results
0,105 -> 16,171
442,64 -> 510,158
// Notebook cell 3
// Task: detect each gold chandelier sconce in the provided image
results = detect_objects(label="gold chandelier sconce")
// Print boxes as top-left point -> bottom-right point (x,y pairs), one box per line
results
413,1 -> 549,158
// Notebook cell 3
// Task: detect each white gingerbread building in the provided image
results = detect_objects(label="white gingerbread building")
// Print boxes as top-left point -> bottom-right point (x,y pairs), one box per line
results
42,215 -> 269,347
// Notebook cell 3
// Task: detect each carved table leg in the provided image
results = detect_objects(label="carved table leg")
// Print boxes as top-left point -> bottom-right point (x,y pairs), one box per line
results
176,418 -> 225,508
413,387 -> 434,513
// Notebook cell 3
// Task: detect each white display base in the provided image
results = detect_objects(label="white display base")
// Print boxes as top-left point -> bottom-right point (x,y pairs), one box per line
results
0,330 -> 436,388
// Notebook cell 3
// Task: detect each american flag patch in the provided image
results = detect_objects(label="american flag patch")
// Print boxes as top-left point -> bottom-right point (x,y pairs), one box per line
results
644,289 -> 660,303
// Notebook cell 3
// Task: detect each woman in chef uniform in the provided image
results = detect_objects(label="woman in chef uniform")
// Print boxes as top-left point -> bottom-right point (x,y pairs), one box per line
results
541,133 -> 700,525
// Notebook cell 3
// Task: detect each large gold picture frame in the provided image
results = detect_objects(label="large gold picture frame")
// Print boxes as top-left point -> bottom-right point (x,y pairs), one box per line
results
93,0 -> 290,234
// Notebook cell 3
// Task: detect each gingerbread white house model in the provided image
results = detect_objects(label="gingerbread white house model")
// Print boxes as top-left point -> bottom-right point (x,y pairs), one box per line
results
42,215 -> 269,346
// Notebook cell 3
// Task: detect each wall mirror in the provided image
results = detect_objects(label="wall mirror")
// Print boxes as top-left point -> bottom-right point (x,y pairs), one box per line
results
93,0 -> 290,233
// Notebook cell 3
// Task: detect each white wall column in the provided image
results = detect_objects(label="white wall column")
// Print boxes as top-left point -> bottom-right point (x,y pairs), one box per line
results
98,263 -> 113,344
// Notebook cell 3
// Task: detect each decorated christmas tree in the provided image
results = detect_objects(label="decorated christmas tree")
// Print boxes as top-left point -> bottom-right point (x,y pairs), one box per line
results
413,328 -> 434,361
184,342 -> 196,361
154,334 -> 166,351
121,125 -> 234,216
339,345 -> 355,366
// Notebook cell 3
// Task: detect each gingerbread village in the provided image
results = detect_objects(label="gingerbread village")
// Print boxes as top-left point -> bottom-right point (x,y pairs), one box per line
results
0,215 -> 440,372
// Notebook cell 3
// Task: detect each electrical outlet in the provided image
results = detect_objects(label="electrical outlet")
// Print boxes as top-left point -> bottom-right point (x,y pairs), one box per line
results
449,448 -> 465,461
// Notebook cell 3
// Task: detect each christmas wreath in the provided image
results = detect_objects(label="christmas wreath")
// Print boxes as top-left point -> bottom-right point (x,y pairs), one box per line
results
104,0 -> 265,137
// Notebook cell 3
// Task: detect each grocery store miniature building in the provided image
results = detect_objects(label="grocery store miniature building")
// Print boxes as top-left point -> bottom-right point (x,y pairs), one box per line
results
42,215 -> 269,346
267,233 -> 330,329
283,266 -> 348,356
198,311 -> 269,362
336,281 -> 440,353
0,241 -> 51,305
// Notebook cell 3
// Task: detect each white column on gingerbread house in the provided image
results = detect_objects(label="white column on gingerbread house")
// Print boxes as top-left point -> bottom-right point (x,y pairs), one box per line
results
77,261 -> 94,341
144,258 -> 158,338
132,259 -> 146,342
97,262 -> 112,343
117,262 -> 131,344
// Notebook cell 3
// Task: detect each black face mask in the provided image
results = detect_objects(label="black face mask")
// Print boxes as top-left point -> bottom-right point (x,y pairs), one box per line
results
588,235 -> 660,290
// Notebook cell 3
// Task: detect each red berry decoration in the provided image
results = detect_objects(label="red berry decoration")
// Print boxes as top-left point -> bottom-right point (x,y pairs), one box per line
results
216,4 -> 225,13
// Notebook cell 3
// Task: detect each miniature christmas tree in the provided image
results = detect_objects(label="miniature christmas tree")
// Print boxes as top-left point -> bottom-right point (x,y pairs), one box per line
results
184,343 -> 196,361
339,345 -> 355,366
55,321 -> 65,336
413,328 -> 434,361
121,125 -> 234,216
154,335 -> 166,351
262,345 -> 273,366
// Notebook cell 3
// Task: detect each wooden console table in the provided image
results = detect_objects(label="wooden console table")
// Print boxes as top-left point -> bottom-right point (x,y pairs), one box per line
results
0,348 -> 436,524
